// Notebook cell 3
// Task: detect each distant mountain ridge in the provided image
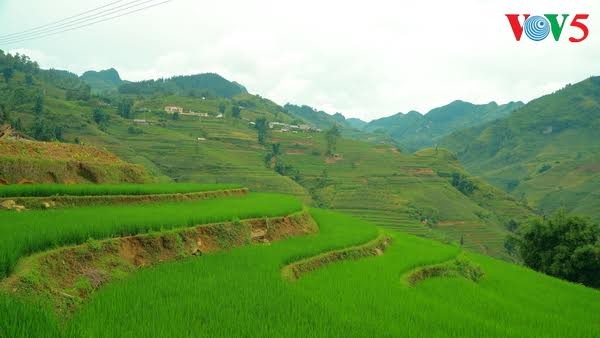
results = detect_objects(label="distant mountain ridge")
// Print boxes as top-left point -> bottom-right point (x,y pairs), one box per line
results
363,100 -> 524,152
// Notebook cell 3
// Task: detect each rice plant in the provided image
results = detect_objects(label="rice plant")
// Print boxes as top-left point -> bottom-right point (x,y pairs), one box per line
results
0,193 -> 301,279
0,183 -> 242,198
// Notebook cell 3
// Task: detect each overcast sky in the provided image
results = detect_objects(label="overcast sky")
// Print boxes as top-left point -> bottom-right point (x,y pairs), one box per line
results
1,0 -> 598,120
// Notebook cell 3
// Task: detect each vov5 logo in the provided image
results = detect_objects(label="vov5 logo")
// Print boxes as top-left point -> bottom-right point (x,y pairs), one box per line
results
506,14 -> 590,42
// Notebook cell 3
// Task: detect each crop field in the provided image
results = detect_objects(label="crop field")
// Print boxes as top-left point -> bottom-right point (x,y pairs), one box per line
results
1,208 -> 598,337
0,193 -> 302,278
0,183 -> 241,198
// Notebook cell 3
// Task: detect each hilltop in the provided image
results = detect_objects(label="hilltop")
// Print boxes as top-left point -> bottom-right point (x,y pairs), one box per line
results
118,73 -> 247,98
441,77 -> 600,220
80,68 -> 123,94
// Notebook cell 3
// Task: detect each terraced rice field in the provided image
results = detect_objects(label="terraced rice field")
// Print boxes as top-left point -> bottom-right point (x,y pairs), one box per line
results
0,193 -> 302,278
2,205 -> 598,337
0,183 -> 241,198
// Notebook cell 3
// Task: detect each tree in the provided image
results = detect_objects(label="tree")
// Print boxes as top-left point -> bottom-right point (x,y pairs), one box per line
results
451,173 -> 476,195
25,74 -> 33,86
514,210 -> 599,288
231,106 -> 241,119
33,95 -> 44,116
172,112 -> 180,120
2,67 -> 14,83
325,125 -> 340,156
31,117 -> 62,141
271,143 -> 281,156
255,117 -> 268,145
0,104 -> 7,124
264,143 -> 282,166
506,219 -> 518,232
12,118 -> 22,131
118,99 -> 133,119
218,102 -> 226,114
92,108 -> 109,128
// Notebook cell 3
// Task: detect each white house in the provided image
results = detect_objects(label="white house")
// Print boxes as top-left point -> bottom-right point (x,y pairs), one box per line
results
164,106 -> 183,114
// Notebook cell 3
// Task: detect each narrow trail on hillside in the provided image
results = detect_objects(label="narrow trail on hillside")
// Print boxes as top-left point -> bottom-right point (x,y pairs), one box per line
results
400,251 -> 484,287
281,232 -> 392,281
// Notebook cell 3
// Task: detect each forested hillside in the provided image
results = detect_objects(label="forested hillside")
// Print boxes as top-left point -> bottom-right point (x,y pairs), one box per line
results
442,77 -> 600,220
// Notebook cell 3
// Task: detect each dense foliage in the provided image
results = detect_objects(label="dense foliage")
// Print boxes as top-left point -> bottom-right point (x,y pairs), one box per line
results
451,173 -> 477,195
118,73 -> 247,98
0,50 -> 89,141
324,125 -> 340,155
515,211 -> 599,288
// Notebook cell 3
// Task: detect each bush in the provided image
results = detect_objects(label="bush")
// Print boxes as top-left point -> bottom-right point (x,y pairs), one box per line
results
451,173 -> 477,195
538,163 -> 552,174
128,126 -> 143,135
515,210 -> 599,288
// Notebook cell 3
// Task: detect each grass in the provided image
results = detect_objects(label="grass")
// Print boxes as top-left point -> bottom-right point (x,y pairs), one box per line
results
65,211 -> 598,338
0,193 -> 301,279
1,209 -> 598,337
0,183 -> 242,198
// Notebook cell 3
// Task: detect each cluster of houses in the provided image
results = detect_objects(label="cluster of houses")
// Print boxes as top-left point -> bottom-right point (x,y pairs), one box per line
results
268,122 -> 320,133
164,106 -> 223,118
162,105 -> 321,134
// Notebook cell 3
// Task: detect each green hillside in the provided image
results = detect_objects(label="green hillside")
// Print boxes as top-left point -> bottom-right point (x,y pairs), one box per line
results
365,101 -> 524,152
0,192 -> 597,337
0,50 -> 537,258
441,77 -> 600,221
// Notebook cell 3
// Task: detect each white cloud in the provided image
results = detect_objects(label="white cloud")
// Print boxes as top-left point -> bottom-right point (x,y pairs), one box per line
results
1,0 -> 599,121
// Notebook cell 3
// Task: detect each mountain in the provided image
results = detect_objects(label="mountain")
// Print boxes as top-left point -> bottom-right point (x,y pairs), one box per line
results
118,73 -> 247,98
346,117 -> 367,129
441,77 -> 600,220
365,101 -> 524,152
365,110 -> 423,135
80,68 -> 123,94
283,104 -> 368,130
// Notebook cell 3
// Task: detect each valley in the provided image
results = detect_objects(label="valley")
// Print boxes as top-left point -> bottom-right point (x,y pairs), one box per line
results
0,48 -> 598,337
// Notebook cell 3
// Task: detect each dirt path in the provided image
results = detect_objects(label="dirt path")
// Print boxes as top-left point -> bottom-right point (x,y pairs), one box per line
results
281,232 -> 392,281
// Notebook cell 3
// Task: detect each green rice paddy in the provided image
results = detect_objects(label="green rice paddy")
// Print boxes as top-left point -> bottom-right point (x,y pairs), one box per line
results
0,193 -> 301,278
0,183 -> 242,198
0,192 -> 598,338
